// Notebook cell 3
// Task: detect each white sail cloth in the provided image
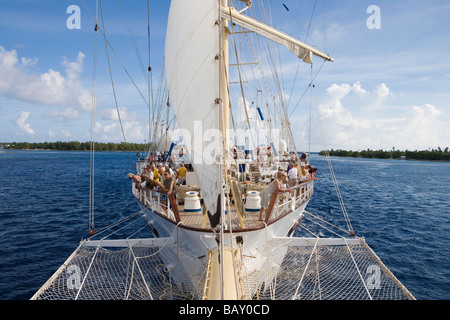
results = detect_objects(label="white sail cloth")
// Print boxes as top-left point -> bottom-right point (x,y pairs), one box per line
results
165,1 -> 333,215
165,0 -> 222,214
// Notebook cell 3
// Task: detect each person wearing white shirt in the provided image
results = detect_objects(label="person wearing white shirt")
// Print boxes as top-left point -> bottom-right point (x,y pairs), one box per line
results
287,163 -> 298,187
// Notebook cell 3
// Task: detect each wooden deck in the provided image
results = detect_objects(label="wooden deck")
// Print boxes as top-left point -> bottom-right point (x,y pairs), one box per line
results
177,204 -> 265,229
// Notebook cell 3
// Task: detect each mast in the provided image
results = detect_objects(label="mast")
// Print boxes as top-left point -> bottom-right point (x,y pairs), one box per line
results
219,0 -> 234,301
220,0 -> 230,171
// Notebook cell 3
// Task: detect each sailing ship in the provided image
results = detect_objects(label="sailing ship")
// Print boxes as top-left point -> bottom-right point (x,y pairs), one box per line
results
32,0 -> 414,300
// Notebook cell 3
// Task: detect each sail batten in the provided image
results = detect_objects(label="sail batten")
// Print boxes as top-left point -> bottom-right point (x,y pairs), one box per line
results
220,6 -> 333,63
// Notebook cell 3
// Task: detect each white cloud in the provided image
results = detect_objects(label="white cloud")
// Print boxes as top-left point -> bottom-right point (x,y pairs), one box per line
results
315,82 -> 449,150
0,46 -> 19,68
61,129 -> 71,138
20,56 -> 38,67
88,105 -> 147,142
352,81 -> 368,96
45,107 -> 80,122
319,83 -> 352,117
392,104 -> 447,150
0,46 -> 91,111
93,120 -> 146,143
374,83 -> 389,99
15,111 -> 35,135
101,106 -> 140,122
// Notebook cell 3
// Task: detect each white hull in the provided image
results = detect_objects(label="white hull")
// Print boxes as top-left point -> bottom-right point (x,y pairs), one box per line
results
136,192 -> 309,299
138,198 -> 308,255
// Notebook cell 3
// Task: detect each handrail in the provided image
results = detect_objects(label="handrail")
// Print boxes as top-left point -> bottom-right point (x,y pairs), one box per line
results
133,179 -> 314,232
168,192 -> 181,222
133,184 -> 181,223
265,180 -> 314,223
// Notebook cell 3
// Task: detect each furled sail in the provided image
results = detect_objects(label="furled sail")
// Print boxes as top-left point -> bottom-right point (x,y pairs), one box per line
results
220,6 -> 333,63
165,0 -> 222,214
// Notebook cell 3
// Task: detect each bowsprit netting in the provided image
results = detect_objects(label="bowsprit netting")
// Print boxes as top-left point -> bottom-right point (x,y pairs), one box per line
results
31,238 -> 206,300
251,237 -> 415,300
31,235 -> 414,300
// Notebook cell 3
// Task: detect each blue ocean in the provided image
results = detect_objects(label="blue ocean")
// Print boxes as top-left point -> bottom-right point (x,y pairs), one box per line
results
0,150 -> 449,300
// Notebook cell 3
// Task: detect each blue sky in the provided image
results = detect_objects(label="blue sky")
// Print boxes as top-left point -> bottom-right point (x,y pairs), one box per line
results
1,0 -> 449,151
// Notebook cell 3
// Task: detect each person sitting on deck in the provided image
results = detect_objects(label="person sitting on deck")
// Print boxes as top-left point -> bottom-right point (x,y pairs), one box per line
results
287,163 -> 298,187
141,165 -> 154,181
144,165 -> 165,190
300,151 -> 306,163
151,163 -> 160,182
267,146 -> 273,165
299,163 -> 309,182
160,170 -> 176,215
161,171 -> 176,194
128,172 -> 162,190
128,173 -> 142,189
175,163 -> 187,186
258,171 -> 291,221
157,164 -> 165,180
165,165 -> 174,175
308,166 -> 319,181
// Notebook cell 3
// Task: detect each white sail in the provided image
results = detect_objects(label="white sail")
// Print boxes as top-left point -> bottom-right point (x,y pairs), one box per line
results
165,0 -> 222,214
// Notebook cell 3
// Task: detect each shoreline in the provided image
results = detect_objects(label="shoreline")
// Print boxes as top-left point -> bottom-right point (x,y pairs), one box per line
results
0,148 -> 144,153
319,149 -> 450,163
319,154 -> 450,163
0,141 -> 149,153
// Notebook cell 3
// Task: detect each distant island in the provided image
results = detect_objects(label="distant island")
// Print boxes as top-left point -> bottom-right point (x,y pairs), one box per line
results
319,148 -> 450,161
3,142 -> 450,162
1,141 -> 150,152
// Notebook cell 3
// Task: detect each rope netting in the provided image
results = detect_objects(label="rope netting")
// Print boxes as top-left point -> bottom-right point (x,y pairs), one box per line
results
32,236 -> 414,300
252,238 -> 415,300
32,241 -> 204,300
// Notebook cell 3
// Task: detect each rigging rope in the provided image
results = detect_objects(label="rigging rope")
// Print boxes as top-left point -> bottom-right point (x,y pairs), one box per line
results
288,59 -> 325,117
311,81 -> 355,235
98,0 -> 134,170
125,221 -> 183,300
229,0 -> 297,153
228,7 -> 258,150
119,0 -> 148,84
258,0 -> 298,153
88,0 -> 99,235
146,0 -> 155,154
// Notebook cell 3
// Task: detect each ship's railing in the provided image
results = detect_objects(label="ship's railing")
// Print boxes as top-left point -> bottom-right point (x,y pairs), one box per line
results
132,183 -> 181,223
132,179 -> 314,229
265,180 -> 314,223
